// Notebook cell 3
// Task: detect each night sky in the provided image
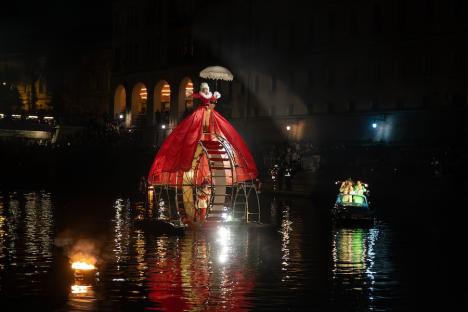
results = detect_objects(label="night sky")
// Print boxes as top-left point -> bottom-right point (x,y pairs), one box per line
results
1,1 -> 112,52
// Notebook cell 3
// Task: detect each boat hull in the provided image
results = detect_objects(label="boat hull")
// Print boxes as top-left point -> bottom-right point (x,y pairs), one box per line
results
332,204 -> 374,223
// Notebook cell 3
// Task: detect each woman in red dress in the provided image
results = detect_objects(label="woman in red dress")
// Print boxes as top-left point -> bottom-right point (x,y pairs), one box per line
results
148,82 -> 258,187
188,82 -> 221,132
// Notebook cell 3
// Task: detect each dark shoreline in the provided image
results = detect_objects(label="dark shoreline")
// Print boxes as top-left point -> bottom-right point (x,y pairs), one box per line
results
2,140 -> 465,191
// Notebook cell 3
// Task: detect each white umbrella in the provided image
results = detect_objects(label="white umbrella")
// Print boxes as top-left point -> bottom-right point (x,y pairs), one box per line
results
199,66 -> 234,82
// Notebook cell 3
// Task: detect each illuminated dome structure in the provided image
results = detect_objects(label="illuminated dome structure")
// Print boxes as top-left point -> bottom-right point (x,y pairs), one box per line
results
147,69 -> 260,227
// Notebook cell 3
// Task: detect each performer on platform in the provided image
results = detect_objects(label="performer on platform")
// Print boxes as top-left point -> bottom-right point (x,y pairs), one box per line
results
148,78 -> 259,227
188,82 -> 221,132
196,180 -> 211,223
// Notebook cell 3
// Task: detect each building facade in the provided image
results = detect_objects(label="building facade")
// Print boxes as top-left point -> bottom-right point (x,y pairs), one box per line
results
112,0 -> 468,144
0,52 -> 53,113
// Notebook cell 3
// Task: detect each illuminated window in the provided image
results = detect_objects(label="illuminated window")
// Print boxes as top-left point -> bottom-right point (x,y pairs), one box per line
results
140,86 -> 147,113
161,83 -> 171,112
139,87 -> 147,100
185,81 -> 193,109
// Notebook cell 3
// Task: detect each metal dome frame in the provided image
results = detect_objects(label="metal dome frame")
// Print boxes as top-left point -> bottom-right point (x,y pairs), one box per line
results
147,133 -> 260,228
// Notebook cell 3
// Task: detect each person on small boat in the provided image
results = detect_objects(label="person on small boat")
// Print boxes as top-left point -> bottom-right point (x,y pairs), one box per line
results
341,179 -> 354,203
196,180 -> 211,223
187,82 -> 221,133
339,181 -> 347,194
354,180 -> 367,196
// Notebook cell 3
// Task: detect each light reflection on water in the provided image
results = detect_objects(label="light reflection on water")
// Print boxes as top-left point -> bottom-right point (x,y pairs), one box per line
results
0,191 -> 54,297
0,196 -> 5,277
279,205 -> 293,282
331,226 -> 397,311
0,191 -> 405,311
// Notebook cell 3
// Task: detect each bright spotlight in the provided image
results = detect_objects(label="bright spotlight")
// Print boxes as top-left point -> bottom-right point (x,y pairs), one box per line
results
286,125 -> 291,131
217,226 -> 231,244
161,124 -> 166,129
372,123 -> 377,129
221,212 -> 232,222
119,114 -> 124,119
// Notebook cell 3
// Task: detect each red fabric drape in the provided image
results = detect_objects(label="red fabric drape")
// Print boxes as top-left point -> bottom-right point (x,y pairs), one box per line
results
148,106 -> 258,186
211,110 -> 259,182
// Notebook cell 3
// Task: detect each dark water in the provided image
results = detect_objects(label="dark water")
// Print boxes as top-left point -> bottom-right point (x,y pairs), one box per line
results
0,189 -> 451,311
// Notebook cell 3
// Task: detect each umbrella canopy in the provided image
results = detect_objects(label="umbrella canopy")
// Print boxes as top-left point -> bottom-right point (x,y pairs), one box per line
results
199,66 -> 234,81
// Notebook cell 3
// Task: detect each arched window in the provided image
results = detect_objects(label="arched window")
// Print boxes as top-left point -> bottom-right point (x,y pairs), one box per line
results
178,77 -> 193,115
113,85 -> 126,116
131,82 -> 148,115
153,80 -> 171,125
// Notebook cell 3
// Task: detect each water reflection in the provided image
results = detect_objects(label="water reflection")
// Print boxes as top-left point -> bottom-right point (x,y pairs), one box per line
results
113,198 -> 131,269
279,206 -> 293,282
24,192 -> 54,273
68,283 -> 97,311
332,227 -> 380,309
68,269 -> 98,311
0,196 -> 5,278
0,191 -> 54,296
6,194 -> 20,264
0,191 -> 405,311
144,226 -> 255,311
216,225 -> 231,264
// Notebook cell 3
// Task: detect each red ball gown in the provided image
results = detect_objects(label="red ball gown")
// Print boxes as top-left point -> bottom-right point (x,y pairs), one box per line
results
148,92 -> 259,186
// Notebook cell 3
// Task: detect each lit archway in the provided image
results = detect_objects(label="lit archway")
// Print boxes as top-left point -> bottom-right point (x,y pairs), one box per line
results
113,85 -> 126,117
153,80 -> 171,125
178,77 -> 194,117
131,82 -> 148,117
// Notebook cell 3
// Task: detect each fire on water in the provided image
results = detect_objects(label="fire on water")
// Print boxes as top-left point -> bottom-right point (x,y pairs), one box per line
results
71,284 -> 92,294
71,261 -> 96,271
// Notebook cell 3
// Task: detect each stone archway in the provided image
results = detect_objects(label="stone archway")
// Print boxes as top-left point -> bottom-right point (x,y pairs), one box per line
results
113,85 -> 126,117
131,82 -> 148,114
178,77 -> 193,118
131,82 -> 148,125
153,80 -> 171,125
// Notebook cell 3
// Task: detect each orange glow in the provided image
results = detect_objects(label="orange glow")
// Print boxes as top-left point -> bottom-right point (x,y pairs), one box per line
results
161,84 -> 171,97
70,252 -> 97,270
139,87 -> 148,100
185,82 -> 193,98
71,284 -> 91,294
71,261 -> 96,270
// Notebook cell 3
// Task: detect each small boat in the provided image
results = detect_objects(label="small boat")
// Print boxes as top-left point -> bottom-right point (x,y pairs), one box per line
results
332,193 -> 374,223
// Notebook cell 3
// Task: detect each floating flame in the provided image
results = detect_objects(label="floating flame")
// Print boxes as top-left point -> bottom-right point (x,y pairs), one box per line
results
70,251 -> 97,271
71,261 -> 96,270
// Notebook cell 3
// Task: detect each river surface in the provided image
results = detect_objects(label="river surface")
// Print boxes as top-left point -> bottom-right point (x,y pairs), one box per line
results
0,189 -> 450,311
